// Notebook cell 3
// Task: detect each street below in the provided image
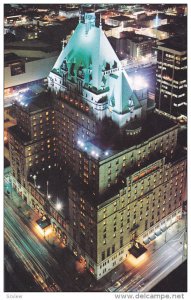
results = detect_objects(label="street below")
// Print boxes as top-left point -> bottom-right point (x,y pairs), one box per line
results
4,173 -> 187,292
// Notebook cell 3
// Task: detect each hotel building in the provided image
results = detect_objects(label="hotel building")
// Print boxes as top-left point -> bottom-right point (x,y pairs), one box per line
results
8,12 -> 186,280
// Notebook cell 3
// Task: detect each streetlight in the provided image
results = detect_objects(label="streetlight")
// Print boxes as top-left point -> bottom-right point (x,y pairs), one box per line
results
55,201 -> 63,211
33,175 -> 37,187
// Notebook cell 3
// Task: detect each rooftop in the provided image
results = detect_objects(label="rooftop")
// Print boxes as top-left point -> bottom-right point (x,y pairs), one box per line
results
157,23 -> 179,33
36,217 -> 51,230
4,52 -> 42,67
142,13 -> 168,21
4,52 -> 22,64
77,111 -> 178,161
5,39 -> 57,52
159,36 -> 187,52
8,125 -> 31,144
129,242 -> 147,258
120,31 -> 156,43
157,22 -> 187,35
109,15 -> 133,21
102,23 -> 119,31
14,90 -> 53,113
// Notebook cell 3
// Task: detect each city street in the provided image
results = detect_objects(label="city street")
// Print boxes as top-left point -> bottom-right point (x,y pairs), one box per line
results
120,229 -> 186,292
103,219 -> 187,293
5,195 -> 79,291
4,172 -> 187,293
4,190 -> 95,292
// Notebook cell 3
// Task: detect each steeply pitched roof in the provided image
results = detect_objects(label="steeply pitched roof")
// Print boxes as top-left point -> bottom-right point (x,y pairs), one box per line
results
51,13 -> 140,116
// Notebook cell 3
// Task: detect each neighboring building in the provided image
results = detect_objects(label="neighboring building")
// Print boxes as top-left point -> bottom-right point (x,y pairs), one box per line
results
138,13 -> 168,28
4,51 -> 58,101
123,32 -> 156,59
8,12 -> 187,281
105,15 -> 134,28
109,32 -> 156,59
153,23 -> 187,40
153,25 -> 173,41
130,7 -> 147,20
59,8 -> 79,19
8,91 -> 55,188
5,14 -> 22,25
156,36 -> 187,117
103,23 -> 133,39
4,39 -> 59,58
136,16 -> 187,41
165,5 -> 187,17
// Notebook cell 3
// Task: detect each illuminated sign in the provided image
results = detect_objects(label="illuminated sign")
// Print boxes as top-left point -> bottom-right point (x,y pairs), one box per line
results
132,165 -> 159,182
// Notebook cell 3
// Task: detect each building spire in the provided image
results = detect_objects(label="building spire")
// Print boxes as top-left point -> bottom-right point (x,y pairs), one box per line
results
99,13 -> 102,29
61,39 -> 66,50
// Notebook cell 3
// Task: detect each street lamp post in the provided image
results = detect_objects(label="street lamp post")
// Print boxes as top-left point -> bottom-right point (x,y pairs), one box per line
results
33,175 -> 37,187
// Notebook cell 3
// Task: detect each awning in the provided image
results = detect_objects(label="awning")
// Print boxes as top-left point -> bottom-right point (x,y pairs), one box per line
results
161,225 -> 167,232
149,234 -> 156,241
129,242 -> 147,258
36,217 -> 51,230
143,238 -> 150,245
155,229 -> 162,236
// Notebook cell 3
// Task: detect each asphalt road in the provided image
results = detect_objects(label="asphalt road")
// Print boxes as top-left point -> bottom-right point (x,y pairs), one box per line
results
105,228 -> 186,292
5,244 -> 42,292
4,178 -> 187,293
4,195 -> 80,292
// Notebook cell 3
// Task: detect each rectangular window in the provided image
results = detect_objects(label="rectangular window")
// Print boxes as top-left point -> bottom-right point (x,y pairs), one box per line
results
102,251 -> 105,261
11,62 -> 25,76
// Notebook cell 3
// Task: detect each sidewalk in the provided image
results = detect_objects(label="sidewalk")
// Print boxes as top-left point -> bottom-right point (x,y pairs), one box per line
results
146,216 -> 186,254
4,176 -> 64,247
4,174 -> 187,292
4,176 -> 92,291
90,216 -> 187,292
